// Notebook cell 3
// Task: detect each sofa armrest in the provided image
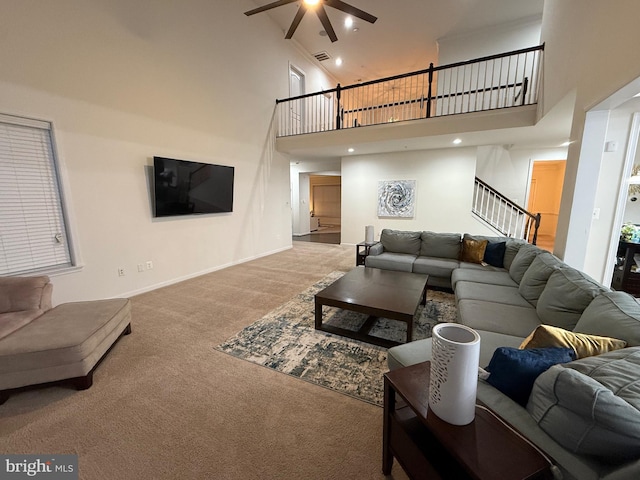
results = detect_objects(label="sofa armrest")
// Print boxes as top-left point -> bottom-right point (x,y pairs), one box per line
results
369,243 -> 384,256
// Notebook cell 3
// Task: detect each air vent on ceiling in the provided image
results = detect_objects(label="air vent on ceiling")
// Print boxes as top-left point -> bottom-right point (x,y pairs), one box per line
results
313,51 -> 331,62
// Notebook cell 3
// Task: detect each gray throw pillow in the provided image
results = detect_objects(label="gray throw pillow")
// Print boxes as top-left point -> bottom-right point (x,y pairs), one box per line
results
420,231 -> 461,259
508,244 -> 541,284
536,268 -> 608,331
380,229 -> 421,256
518,252 -> 563,307
574,291 -> 640,346
527,347 -> 640,463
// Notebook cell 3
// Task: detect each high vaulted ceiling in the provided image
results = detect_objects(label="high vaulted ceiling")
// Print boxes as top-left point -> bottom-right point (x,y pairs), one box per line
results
248,0 -> 544,85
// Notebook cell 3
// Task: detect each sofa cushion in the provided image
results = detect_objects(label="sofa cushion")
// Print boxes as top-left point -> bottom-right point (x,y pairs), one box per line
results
457,299 -> 540,337
457,262 -> 504,272
460,234 -> 488,263
518,252 -> 563,307
574,291 -> 640,346
0,310 -> 45,341
486,346 -> 575,406
380,229 -> 422,255
520,325 -> 627,359
365,252 -> 415,272
503,239 -> 527,270
536,268 -> 608,331
387,330 -> 526,372
483,241 -> 506,268
0,275 -> 51,313
451,268 -> 517,289
419,231 -> 461,259
0,299 -> 131,392
455,282 -> 532,308
508,244 -> 541,284
527,347 -> 640,463
412,256 -> 459,278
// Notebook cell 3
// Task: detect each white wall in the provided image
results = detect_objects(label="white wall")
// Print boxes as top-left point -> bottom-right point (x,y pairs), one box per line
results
476,146 -> 568,207
0,0 -> 334,303
341,148 -> 495,245
584,101 -> 640,283
437,16 -> 542,65
541,0 -> 640,269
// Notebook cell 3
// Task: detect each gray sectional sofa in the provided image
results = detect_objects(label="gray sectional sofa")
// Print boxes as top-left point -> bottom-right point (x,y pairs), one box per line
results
367,229 -> 640,480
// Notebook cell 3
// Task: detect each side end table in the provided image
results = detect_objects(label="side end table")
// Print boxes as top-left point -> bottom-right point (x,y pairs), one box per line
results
383,361 -> 553,480
356,241 -> 380,266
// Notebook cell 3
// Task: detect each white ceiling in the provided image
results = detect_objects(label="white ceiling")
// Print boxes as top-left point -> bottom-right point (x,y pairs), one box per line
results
247,0 -> 545,84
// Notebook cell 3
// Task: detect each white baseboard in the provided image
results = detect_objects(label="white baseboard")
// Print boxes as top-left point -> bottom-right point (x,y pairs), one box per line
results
116,245 -> 293,299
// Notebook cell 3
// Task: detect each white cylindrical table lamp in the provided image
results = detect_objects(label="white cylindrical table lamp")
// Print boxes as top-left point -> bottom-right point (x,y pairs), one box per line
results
365,225 -> 375,243
429,323 -> 481,426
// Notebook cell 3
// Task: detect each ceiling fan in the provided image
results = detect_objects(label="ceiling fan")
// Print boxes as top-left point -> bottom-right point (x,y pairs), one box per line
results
244,0 -> 377,43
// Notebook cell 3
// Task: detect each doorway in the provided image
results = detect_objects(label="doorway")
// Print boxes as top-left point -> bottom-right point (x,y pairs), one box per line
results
289,65 -> 305,135
293,174 -> 341,245
527,160 -> 566,252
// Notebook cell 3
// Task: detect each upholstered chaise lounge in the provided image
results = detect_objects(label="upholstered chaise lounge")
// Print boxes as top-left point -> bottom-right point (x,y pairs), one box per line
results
0,275 -> 132,404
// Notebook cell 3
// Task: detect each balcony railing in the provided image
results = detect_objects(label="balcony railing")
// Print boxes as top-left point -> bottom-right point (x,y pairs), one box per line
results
473,177 -> 541,244
276,45 -> 544,137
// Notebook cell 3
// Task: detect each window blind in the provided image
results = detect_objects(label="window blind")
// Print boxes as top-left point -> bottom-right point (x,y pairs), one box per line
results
0,115 -> 72,275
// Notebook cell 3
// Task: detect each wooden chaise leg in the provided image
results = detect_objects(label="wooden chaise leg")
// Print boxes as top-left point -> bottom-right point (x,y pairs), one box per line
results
70,372 -> 93,391
0,391 -> 9,405
123,323 -> 132,335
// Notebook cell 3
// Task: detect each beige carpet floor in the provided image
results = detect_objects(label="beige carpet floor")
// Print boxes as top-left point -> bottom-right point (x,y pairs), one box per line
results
0,242 -> 410,480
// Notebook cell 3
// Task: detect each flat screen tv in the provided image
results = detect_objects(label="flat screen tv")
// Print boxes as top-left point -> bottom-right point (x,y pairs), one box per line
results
153,156 -> 234,217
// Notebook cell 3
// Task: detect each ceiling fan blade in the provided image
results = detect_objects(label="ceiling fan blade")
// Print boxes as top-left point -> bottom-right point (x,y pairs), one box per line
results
285,6 -> 307,39
244,0 -> 298,16
325,0 -> 378,24
316,4 -> 338,42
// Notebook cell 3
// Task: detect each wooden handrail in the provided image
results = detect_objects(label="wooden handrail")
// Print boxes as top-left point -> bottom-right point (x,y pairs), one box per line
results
473,177 -> 541,245
275,44 -> 544,104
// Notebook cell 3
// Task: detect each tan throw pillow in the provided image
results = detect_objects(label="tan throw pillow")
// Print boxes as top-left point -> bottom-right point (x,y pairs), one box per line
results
520,324 -> 627,359
460,237 -> 488,264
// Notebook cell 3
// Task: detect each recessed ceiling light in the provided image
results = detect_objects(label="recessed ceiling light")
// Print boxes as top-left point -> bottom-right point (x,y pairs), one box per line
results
344,17 -> 353,28
335,57 -> 343,66
348,148 -> 355,153
453,138 -> 462,145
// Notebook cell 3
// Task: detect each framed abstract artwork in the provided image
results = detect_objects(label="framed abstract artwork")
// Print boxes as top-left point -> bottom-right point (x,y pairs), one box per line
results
377,180 -> 416,217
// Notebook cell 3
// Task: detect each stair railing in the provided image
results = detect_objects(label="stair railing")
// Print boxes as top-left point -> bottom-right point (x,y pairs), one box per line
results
275,44 -> 544,137
473,177 -> 541,245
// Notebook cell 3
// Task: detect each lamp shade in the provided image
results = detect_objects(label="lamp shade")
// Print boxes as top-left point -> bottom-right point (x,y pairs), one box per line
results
429,323 -> 481,425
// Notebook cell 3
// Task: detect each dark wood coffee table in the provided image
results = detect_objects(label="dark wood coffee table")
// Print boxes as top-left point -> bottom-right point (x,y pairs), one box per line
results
314,267 -> 428,348
383,361 -> 553,480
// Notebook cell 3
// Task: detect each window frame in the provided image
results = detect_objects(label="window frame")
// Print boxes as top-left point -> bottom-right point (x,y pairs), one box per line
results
0,112 -> 81,277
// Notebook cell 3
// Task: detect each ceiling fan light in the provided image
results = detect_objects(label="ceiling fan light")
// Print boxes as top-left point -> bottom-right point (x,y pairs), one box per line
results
304,0 -> 320,6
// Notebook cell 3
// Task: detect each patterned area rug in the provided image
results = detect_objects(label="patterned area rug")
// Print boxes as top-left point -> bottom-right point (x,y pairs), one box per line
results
215,271 -> 456,406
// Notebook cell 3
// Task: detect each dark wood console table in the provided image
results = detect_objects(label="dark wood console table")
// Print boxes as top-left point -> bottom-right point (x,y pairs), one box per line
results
383,361 -> 553,480
356,241 -> 380,266
612,241 -> 640,296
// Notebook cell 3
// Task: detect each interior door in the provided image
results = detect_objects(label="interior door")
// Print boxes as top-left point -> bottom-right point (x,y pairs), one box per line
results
289,66 -> 305,134
527,160 -> 566,250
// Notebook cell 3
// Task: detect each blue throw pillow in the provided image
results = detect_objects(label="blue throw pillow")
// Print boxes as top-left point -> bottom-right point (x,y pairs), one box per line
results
483,241 -> 506,268
485,347 -> 575,406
